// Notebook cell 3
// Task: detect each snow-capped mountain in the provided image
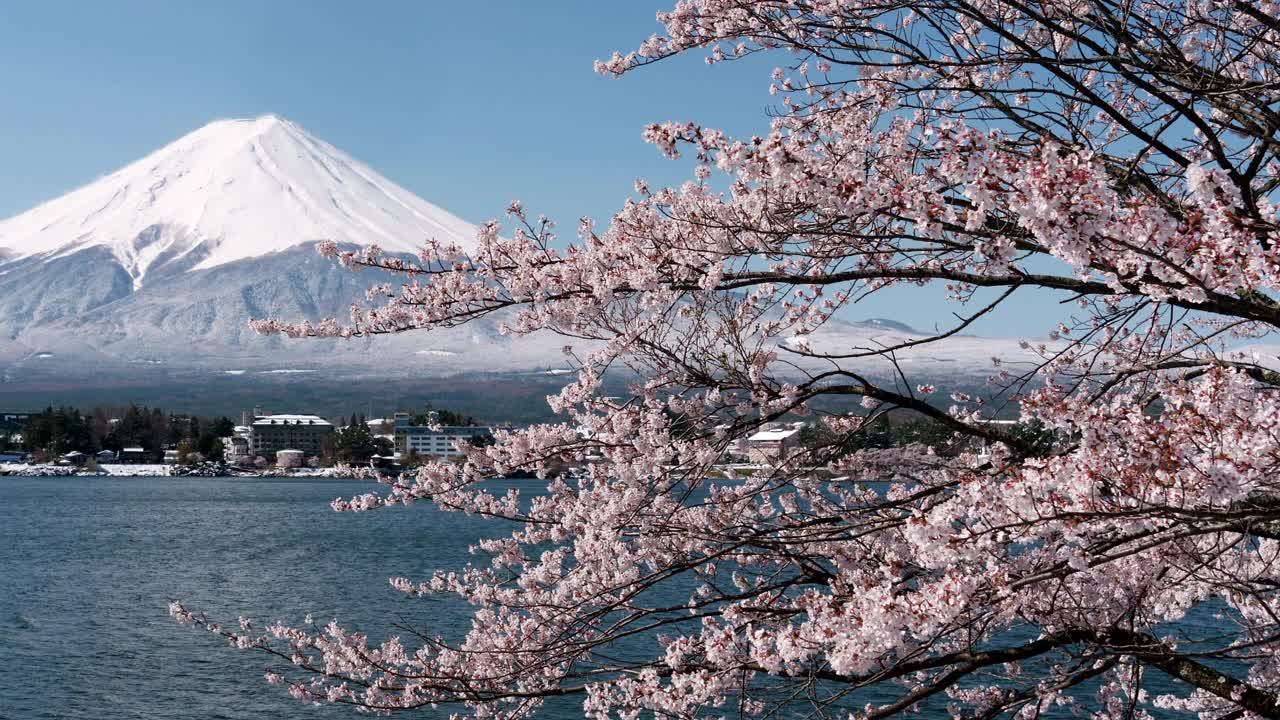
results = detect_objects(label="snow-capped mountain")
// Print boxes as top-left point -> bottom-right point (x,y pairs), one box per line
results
0,114 -> 473,288
0,115 -> 585,382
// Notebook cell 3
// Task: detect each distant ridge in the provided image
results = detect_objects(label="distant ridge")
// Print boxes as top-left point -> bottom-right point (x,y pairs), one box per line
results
0,117 -> 1040,391
850,318 -> 920,334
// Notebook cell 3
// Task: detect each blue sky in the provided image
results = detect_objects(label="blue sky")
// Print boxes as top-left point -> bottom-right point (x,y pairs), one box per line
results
0,1 -> 767,224
0,0 -> 1060,337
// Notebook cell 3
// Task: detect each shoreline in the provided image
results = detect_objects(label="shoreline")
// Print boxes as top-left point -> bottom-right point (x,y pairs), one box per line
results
0,463 -> 360,479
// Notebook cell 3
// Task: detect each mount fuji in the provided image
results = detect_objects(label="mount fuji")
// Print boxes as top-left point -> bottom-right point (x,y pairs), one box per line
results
0,114 -> 1033,411
0,114 -> 580,389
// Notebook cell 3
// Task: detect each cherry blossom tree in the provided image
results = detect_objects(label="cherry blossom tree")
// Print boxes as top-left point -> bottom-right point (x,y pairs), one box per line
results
173,1 -> 1280,717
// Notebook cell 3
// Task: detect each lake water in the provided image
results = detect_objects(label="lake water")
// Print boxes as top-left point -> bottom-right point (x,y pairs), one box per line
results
0,475 -> 538,720
0,475 -> 1207,719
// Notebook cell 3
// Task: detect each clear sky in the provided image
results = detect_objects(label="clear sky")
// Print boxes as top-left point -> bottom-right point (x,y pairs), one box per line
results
0,0 -> 1060,337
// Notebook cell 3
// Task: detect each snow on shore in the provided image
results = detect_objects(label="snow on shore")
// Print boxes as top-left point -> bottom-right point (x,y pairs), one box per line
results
0,463 -> 170,476
0,464 -> 356,478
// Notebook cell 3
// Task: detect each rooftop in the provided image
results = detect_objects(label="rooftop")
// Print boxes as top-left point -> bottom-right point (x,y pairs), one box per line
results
252,414 -> 332,427
747,428 -> 801,442
397,424 -> 492,433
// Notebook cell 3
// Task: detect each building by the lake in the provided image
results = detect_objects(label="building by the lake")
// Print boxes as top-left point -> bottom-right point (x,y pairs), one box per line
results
118,447 -> 152,464
392,413 -> 493,460
249,414 -> 333,457
60,451 -> 89,466
0,412 -> 31,428
224,435 -> 250,464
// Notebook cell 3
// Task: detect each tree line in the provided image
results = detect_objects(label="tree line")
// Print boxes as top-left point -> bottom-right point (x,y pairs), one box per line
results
10,405 -> 235,462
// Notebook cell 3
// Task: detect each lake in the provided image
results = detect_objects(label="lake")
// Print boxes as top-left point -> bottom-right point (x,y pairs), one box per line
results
0,475 -> 1208,719
0,475 -> 539,720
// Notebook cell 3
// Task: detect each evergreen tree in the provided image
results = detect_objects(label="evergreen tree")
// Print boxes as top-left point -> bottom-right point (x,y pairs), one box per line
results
333,421 -> 378,462
210,417 -> 235,437
22,407 -> 93,455
205,437 -> 225,463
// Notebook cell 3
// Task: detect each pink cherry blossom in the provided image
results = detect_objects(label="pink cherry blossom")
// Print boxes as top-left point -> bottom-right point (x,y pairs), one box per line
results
175,2 -> 1280,718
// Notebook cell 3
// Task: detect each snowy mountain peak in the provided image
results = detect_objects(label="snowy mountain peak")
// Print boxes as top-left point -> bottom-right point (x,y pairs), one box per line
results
0,115 -> 476,288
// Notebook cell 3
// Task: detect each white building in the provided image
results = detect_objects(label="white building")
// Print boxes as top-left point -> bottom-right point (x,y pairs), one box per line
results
392,413 -> 493,460
224,435 -> 250,463
744,423 -> 805,464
